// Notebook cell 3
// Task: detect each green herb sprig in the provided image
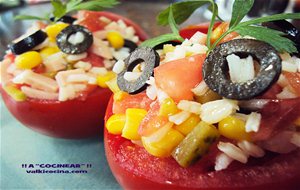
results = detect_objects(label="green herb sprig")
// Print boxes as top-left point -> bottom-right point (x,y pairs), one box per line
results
15,0 -> 119,22
141,0 -> 300,54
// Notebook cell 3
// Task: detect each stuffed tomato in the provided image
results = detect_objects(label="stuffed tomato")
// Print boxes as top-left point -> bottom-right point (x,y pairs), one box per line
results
0,10 -> 147,139
104,18 -> 300,189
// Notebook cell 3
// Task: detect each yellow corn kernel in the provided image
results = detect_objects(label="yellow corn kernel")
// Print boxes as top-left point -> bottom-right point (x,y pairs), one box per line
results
163,44 -> 175,54
3,85 -> 26,101
40,46 -> 60,58
105,77 -> 120,93
142,128 -> 184,157
218,116 -> 251,141
185,51 -> 193,57
106,114 -> 126,135
15,51 -> 42,69
174,114 -> 201,136
113,91 -> 128,101
97,71 -> 116,88
122,108 -> 147,140
106,31 -> 125,49
45,23 -> 69,41
294,117 -> 300,127
159,98 -> 179,117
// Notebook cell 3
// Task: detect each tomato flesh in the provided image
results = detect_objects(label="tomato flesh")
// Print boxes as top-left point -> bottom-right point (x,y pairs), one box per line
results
154,54 -> 206,102
284,72 -> 300,96
105,98 -> 300,190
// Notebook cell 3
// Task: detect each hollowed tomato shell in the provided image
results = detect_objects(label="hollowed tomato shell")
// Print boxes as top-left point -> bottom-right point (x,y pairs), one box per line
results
104,97 -> 300,190
1,11 -> 148,139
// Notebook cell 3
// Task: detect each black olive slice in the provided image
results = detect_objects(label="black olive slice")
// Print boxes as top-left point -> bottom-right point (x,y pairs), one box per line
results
154,41 -> 181,50
203,39 -> 282,100
117,47 -> 160,94
50,15 -> 77,24
56,25 -> 93,54
9,30 -> 47,55
124,39 -> 138,53
262,20 -> 300,54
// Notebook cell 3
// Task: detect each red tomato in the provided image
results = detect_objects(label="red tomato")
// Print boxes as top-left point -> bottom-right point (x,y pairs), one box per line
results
252,98 -> 300,141
78,11 -> 148,41
179,22 -> 221,39
81,51 -> 105,67
1,86 -> 111,138
112,92 -> 153,114
138,101 -> 169,137
104,98 -> 300,190
154,54 -> 206,102
1,11 -> 148,139
284,72 -> 300,96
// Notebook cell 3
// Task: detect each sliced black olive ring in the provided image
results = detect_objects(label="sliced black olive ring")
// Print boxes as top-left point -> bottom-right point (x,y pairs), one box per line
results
203,39 -> 282,100
56,25 -> 93,54
124,39 -> 138,53
263,20 -> 300,55
50,15 -> 77,24
117,47 -> 160,94
9,30 -> 48,55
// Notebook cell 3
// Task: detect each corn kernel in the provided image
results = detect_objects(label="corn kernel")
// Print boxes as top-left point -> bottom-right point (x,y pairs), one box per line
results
40,46 -> 60,58
106,114 -> 126,135
113,91 -> 128,101
3,85 -> 26,101
15,51 -> 42,69
218,116 -> 251,141
45,23 -> 69,41
97,71 -> 116,88
185,51 -> 193,57
294,117 -> 300,127
105,77 -> 120,93
142,128 -> 184,157
106,31 -> 125,49
174,114 -> 201,136
163,44 -> 175,54
159,98 -> 179,117
122,108 -> 147,140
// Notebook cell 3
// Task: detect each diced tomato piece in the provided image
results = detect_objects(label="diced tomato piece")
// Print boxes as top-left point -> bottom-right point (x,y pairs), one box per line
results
210,22 -> 239,45
179,22 -> 221,39
252,98 -> 300,141
283,72 -> 300,96
81,51 -> 105,67
112,92 -> 153,114
4,53 -> 15,62
154,54 -> 206,102
77,11 -> 108,32
138,101 -> 169,137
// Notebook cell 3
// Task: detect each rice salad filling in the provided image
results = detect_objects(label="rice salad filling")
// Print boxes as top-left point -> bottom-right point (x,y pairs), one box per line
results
1,11 -> 142,102
106,25 -> 300,171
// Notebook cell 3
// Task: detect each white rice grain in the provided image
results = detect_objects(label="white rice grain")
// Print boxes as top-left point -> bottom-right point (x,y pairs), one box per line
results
67,74 -> 90,83
245,112 -> 261,133
227,54 -> 255,83
192,80 -> 209,96
66,52 -> 87,62
200,99 -> 238,124
237,140 -> 265,158
276,87 -> 298,99
124,72 -> 142,82
290,132 -> 300,147
217,142 -> 248,164
90,67 -> 108,75
215,153 -> 234,171
112,60 -> 125,74
177,100 -> 201,115
169,111 -> 191,125
74,61 -> 92,71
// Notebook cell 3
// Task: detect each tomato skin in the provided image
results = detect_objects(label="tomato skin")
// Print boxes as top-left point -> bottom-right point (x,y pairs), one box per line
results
1,86 -> 112,138
105,98 -> 300,190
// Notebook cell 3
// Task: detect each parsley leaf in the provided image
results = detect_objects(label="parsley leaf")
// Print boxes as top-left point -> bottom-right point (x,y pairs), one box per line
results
51,0 -> 66,21
236,25 -> 297,53
229,0 -> 254,28
239,13 -> 300,26
14,0 -> 119,22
